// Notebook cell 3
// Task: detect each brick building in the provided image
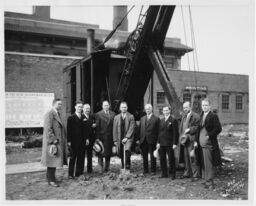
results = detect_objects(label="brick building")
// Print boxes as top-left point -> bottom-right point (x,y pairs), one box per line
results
4,6 -> 248,125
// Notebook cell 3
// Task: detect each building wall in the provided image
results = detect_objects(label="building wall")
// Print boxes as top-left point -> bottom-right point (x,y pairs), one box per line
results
5,53 -> 76,113
149,70 -> 249,124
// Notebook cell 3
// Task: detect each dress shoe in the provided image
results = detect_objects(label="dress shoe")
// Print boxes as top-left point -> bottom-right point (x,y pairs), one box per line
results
48,181 -> 59,187
68,176 -> 74,179
204,183 -> 215,190
159,174 -> 168,178
179,175 -> 190,179
191,177 -> 200,182
150,172 -> 156,176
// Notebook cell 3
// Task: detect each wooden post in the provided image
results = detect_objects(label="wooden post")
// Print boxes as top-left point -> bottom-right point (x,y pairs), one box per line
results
151,72 -> 154,107
76,64 -> 81,101
87,29 -> 95,112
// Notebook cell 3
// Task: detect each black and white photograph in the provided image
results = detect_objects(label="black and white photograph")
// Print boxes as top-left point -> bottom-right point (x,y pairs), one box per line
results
1,0 -> 255,204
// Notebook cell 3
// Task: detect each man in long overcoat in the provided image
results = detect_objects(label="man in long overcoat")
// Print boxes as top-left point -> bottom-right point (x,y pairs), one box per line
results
113,102 -> 135,170
157,106 -> 179,179
67,100 -> 86,178
179,101 -> 200,181
197,98 -> 222,190
95,100 -> 115,172
139,104 -> 159,175
41,98 -> 67,187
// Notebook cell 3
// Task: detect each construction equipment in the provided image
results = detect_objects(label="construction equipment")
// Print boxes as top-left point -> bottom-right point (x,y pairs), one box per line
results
63,6 -> 185,120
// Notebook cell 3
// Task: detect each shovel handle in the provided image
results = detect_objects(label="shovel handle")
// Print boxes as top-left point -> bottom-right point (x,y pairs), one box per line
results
123,141 -> 126,169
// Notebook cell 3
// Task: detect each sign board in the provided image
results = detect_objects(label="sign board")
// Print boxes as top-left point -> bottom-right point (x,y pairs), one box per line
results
184,86 -> 208,92
5,92 -> 54,128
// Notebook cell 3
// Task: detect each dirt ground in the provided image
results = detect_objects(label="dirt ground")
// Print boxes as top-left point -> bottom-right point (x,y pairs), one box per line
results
5,124 -> 248,200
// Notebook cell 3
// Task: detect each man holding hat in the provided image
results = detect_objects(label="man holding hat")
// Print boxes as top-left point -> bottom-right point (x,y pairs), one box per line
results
178,101 -> 200,181
82,104 -> 96,173
95,100 -> 115,173
41,98 -> 67,187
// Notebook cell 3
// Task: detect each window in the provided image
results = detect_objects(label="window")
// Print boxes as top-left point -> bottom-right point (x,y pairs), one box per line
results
164,56 -> 174,69
183,92 -> 191,103
236,95 -> 243,110
222,94 -> 230,110
157,92 -> 165,104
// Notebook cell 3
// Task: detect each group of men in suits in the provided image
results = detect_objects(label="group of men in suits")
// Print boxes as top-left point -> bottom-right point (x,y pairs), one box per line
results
42,98 -> 222,190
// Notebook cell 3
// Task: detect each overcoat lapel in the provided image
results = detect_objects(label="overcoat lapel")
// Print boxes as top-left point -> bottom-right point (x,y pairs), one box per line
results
53,110 -> 62,126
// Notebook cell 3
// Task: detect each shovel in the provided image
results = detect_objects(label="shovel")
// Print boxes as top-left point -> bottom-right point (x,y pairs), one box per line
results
120,141 -> 130,176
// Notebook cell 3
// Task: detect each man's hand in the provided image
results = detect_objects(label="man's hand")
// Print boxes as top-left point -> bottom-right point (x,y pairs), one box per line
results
122,138 -> 128,144
156,143 -> 160,149
136,140 -> 140,145
92,123 -> 96,128
185,128 -> 190,134
86,139 -> 89,146
67,142 -> 71,147
173,144 -> 177,149
194,142 -> 198,148
53,139 -> 59,144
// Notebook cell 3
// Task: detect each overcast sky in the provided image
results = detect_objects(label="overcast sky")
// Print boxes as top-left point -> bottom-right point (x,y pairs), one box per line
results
4,1 -> 254,75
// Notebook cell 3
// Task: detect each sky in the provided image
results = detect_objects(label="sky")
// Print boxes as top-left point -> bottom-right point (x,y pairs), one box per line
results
3,1 -> 254,75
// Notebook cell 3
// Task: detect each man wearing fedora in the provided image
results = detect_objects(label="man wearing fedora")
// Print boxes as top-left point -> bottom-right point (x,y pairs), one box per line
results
67,100 -> 87,178
178,101 -> 200,181
197,98 -> 222,190
41,98 -> 68,187
157,106 -> 179,179
82,104 -> 96,173
113,102 -> 135,171
95,100 -> 116,173
138,104 -> 159,175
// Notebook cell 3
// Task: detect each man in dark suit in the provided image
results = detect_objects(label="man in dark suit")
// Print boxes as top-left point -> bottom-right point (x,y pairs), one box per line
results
139,104 -> 160,175
82,103 -> 96,173
198,98 -> 222,190
179,101 -> 200,181
157,106 -> 179,179
67,100 -> 86,178
95,100 -> 115,173
113,102 -> 135,171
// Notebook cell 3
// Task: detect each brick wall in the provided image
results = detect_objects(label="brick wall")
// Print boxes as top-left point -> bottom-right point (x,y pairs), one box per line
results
147,70 -> 249,124
5,54 -> 75,100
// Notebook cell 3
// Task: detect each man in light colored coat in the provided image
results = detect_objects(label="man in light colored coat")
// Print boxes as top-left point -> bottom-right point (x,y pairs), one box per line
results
113,102 -> 135,170
41,98 -> 67,187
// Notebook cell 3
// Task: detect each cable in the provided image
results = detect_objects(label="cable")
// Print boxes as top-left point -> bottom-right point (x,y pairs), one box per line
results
181,6 -> 191,71
94,5 -> 135,50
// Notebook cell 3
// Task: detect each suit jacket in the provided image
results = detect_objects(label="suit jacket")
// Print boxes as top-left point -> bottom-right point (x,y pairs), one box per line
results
179,111 -> 200,164
113,112 -> 135,152
67,113 -> 85,149
82,114 -> 96,148
158,115 -> 179,147
179,111 -> 200,143
95,110 -> 116,156
41,109 -> 67,168
139,114 -> 160,144
197,111 -> 222,166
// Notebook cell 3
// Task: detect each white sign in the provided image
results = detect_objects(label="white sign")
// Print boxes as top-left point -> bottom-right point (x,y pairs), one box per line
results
5,92 -> 54,128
